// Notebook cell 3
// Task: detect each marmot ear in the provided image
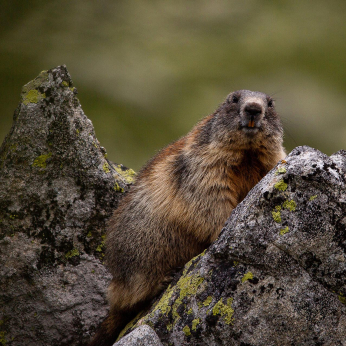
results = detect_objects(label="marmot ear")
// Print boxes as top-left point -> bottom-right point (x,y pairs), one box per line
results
231,94 -> 239,104
267,97 -> 275,108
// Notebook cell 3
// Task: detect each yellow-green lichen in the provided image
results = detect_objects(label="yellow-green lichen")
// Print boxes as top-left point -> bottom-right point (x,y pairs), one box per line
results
10,143 -> 18,151
233,260 -> 239,266
173,274 -> 204,322
114,165 -> 136,184
65,248 -> 80,259
274,179 -> 288,191
103,162 -> 110,173
272,206 -> 282,223
203,296 -> 213,307
23,89 -> 46,105
283,200 -> 296,211
241,271 -> 253,283
32,153 -> 52,169
76,129 -> 80,135
275,167 -> 287,175
178,275 -> 204,301
183,252 -> 202,276
309,195 -> 317,201
166,323 -> 173,331
338,293 -> 346,305
114,182 -> 124,193
21,70 -> 48,96
96,235 -> 106,252
62,81 -> 69,87
187,308 -> 193,315
183,325 -> 191,336
212,298 -> 234,324
151,284 -> 174,316
0,331 -> 6,345
279,226 -> 289,236
150,272 -> 204,327
192,318 -> 201,331
86,231 -> 92,238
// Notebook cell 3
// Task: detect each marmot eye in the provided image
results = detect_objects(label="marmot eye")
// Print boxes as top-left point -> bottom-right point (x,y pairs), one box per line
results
231,95 -> 239,103
268,99 -> 274,107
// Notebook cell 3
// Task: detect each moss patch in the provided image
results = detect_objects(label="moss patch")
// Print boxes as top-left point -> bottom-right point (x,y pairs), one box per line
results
212,298 -> 234,324
274,180 -> 287,191
32,153 -> 52,169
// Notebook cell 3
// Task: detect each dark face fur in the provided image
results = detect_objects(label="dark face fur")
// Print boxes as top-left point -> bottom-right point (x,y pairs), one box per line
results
211,89 -> 283,151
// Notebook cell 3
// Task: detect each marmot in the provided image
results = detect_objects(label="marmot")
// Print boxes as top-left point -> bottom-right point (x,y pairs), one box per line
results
89,90 -> 286,346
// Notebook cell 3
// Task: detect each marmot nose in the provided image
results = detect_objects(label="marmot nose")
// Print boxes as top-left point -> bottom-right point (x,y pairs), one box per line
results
244,103 -> 263,117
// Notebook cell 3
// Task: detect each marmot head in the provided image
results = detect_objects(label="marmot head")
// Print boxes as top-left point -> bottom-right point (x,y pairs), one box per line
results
212,89 -> 284,151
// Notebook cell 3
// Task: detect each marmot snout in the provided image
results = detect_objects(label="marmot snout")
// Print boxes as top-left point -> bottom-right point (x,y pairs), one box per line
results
89,89 -> 286,346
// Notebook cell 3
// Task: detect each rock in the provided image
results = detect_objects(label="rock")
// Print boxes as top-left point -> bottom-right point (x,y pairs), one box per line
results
124,146 -> 346,345
2,65 -> 346,346
113,325 -> 163,346
0,66 -> 134,346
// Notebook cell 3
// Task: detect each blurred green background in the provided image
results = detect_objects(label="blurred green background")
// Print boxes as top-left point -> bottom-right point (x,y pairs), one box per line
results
1,0 -> 346,171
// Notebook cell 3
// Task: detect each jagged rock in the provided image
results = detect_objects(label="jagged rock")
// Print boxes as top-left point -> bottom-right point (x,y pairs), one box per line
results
0,66 -> 134,346
113,325 -> 163,346
124,146 -> 346,346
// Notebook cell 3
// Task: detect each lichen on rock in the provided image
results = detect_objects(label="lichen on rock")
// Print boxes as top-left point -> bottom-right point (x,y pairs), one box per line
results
0,65 -> 134,346
121,146 -> 346,346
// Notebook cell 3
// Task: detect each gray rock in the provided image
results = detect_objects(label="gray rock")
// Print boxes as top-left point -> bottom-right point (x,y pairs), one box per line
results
0,66 -> 134,346
125,146 -> 346,345
113,325 -> 163,346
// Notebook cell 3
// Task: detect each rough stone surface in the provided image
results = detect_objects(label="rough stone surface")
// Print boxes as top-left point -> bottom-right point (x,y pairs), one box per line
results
0,66 -> 134,346
124,146 -> 346,346
113,325 -> 163,346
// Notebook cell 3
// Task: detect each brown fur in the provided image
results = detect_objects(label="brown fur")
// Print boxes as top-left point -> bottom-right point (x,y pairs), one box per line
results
89,90 -> 286,346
